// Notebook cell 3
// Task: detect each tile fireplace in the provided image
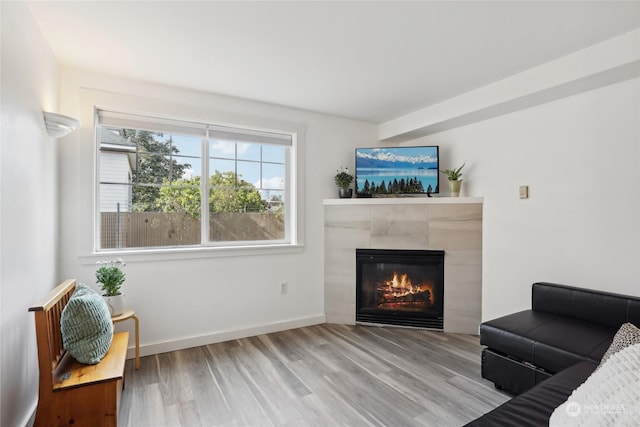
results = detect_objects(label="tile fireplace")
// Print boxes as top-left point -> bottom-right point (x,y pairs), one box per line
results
324,197 -> 483,334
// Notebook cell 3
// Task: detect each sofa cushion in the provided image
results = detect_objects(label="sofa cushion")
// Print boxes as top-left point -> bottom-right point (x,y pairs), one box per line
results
465,360 -> 597,427
480,310 -> 616,373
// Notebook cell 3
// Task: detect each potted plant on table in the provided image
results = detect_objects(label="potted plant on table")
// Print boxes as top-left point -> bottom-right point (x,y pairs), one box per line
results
96,258 -> 126,317
334,167 -> 354,198
440,162 -> 466,197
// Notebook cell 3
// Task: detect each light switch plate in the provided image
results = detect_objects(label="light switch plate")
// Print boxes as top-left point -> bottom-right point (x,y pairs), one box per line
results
519,185 -> 529,199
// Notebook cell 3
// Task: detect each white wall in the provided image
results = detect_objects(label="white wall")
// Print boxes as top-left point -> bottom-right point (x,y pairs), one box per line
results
57,70 -> 378,356
407,76 -> 640,321
0,2 -> 61,426
384,30 -> 640,321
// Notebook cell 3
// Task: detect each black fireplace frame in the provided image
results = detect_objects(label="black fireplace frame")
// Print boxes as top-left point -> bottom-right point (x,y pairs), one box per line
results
356,248 -> 445,329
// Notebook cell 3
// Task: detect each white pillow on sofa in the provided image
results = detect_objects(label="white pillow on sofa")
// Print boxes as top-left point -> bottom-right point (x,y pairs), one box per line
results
598,322 -> 640,368
549,343 -> 640,426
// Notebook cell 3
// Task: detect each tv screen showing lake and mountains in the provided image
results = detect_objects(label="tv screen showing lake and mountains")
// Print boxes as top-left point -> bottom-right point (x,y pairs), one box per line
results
355,146 -> 439,195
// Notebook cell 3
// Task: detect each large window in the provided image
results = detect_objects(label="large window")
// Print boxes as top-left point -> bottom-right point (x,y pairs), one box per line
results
96,110 -> 294,251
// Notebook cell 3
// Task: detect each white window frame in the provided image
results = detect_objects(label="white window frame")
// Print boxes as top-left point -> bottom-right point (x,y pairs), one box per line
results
94,108 -> 301,255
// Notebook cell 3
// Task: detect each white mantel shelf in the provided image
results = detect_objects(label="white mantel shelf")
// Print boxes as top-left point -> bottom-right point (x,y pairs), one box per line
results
323,196 -> 483,206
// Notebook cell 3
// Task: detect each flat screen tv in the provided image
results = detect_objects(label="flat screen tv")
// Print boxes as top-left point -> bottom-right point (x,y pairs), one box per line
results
355,146 -> 439,196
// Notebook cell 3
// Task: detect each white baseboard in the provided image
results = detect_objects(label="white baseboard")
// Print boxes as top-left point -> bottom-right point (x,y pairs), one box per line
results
125,314 -> 326,359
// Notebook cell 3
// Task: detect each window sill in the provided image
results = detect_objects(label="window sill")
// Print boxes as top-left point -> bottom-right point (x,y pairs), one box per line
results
79,243 -> 304,265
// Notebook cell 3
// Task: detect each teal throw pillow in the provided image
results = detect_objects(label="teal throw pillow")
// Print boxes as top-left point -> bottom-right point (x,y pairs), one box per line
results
60,282 -> 114,364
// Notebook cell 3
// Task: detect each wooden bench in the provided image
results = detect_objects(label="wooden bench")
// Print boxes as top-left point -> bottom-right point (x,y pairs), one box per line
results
29,279 -> 129,427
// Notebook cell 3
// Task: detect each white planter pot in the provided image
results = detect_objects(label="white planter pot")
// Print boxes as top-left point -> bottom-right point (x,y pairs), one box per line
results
103,294 -> 125,317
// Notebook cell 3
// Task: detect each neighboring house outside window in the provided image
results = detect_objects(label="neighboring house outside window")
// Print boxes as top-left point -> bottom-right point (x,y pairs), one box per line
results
99,128 -> 135,213
96,110 -> 295,252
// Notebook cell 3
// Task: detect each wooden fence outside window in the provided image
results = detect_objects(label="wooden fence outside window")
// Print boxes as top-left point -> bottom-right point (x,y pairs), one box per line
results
101,212 -> 284,248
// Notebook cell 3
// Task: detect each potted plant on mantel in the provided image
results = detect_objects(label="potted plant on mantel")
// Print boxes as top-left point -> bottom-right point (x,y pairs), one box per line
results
334,167 -> 354,198
440,162 -> 466,197
96,258 -> 126,317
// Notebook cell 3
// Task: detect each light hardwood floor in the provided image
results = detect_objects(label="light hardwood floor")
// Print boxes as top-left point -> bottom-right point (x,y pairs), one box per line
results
119,324 -> 509,426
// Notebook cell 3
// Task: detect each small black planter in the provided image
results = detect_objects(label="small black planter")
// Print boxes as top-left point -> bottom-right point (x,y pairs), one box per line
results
338,188 -> 353,198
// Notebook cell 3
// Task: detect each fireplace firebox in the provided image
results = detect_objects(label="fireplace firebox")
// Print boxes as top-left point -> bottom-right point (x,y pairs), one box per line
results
356,249 -> 444,329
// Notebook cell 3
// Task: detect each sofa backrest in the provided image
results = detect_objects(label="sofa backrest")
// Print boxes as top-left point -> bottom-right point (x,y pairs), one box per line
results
531,282 -> 640,328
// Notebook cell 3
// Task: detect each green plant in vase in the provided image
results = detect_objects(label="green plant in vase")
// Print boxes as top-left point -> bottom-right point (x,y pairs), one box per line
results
334,167 -> 354,198
96,258 -> 126,316
440,162 -> 466,197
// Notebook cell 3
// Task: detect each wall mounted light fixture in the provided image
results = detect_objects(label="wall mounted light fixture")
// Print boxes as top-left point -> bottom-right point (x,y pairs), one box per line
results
43,111 -> 80,138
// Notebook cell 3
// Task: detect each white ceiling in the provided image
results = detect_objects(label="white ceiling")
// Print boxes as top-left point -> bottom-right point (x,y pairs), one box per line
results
27,1 -> 640,123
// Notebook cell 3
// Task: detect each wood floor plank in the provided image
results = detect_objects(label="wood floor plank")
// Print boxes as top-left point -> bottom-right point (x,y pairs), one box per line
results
248,335 -> 312,398
323,366 -> 428,426
119,324 -> 508,426
155,351 -> 196,406
177,399 -> 201,426
142,382 -> 175,426
184,346 -> 233,425
204,342 -> 272,426
227,340 -> 302,425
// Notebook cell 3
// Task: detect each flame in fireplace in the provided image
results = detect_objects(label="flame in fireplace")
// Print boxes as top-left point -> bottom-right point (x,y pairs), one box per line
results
383,272 -> 434,303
